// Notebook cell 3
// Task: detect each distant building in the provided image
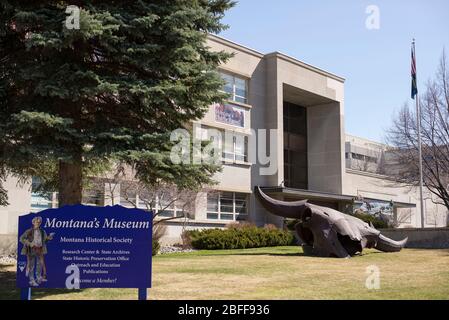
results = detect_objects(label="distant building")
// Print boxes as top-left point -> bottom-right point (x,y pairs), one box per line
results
345,135 -> 386,174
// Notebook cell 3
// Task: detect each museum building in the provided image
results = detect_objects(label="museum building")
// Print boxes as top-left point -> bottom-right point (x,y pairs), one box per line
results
0,35 -> 447,247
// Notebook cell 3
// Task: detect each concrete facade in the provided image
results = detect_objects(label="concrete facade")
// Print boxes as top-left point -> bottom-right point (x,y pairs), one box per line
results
199,35 -> 346,229
0,35 -> 447,250
0,177 -> 31,236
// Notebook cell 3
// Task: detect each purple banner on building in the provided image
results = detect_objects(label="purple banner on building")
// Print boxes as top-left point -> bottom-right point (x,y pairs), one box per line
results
215,102 -> 245,128
16,205 -> 152,289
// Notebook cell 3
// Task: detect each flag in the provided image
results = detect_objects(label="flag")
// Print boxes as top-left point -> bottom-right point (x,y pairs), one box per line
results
411,40 -> 418,99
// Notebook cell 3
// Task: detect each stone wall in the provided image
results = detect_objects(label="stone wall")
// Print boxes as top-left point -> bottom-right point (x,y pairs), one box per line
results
380,228 -> 449,249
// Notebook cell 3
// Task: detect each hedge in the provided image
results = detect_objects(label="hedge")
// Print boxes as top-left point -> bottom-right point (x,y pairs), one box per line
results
351,212 -> 390,229
185,224 -> 295,250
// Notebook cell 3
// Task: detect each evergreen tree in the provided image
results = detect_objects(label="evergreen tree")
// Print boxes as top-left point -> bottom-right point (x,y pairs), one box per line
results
0,1 -> 233,206
0,166 -> 7,206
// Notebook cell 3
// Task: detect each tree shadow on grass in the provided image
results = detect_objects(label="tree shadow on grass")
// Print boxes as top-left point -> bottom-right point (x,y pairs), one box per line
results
228,252 -> 307,257
0,264 -> 86,300
187,247 -> 396,259
0,264 -> 19,300
187,249 -> 310,258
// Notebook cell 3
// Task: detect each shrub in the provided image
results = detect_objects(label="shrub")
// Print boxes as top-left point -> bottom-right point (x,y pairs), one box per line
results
185,225 -> 295,250
152,224 -> 166,256
152,238 -> 160,256
181,229 -> 193,249
284,219 -> 299,231
351,212 -> 390,229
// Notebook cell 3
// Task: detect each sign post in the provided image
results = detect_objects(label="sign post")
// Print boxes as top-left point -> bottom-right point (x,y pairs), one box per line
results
138,287 -> 147,300
20,288 -> 31,300
17,205 -> 153,300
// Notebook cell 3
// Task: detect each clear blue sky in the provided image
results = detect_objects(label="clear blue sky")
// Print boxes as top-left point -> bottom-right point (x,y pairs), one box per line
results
218,0 -> 449,143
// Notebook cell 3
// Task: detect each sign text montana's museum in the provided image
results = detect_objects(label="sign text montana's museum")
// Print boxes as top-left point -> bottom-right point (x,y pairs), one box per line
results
17,205 -> 153,289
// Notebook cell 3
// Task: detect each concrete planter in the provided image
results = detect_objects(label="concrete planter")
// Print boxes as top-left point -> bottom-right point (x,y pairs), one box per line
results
379,227 -> 449,249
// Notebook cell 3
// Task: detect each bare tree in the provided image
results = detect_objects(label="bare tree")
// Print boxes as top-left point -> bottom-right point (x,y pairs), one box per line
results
376,151 -> 387,175
393,208 -> 413,228
84,163 -> 210,246
386,51 -> 449,210
352,156 -> 371,172
119,179 -> 198,225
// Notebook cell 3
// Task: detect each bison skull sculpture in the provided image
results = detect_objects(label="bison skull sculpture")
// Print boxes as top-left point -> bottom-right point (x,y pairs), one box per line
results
256,187 -> 407,258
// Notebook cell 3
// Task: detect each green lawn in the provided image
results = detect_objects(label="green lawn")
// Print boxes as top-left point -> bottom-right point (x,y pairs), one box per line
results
1,246 -> 449,300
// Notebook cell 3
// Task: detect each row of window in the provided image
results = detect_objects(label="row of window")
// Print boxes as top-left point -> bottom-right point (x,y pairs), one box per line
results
345,152 -> 378,164
30,193 -> 53,213
30,190 -> 105,212
118,192 -> 185,218
220,72 -> 248,104
207,192 -> 247,221
209,73 -> 249,159
119,191 -> 250,222
31,188 -> 248,222
197,126 -> 248,163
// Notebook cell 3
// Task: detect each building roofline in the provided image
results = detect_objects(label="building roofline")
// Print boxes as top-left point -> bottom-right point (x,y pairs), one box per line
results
207,34 -> 345,83
265,51 -> 345,83
345,133 -> 387,147
260,186 -> 354,202
207,33 -> 265,58
260,186 -> 416,208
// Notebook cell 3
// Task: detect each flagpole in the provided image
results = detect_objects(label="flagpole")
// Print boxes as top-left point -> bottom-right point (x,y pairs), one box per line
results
416,93 -> 425,228
413,39 -> 425,228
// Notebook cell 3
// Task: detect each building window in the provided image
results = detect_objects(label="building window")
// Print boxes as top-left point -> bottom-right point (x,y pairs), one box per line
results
119,186 -> 136,208
220,72 -> 248,104
351,153 -> 365,161
158,197 -> 175,217
206,193 -> 219,220
30,193 -> 52,213
83,188 -> 104,206
365,156 -> 378,164
222,134 -> 248,162
119,183 -> 185,217
198,126 -> 248,163
351,152 -> 378,164
30,177 -> 54,212
234,135 -> 247,162
155,196 -> 185,218
137,195 -> 155,211
207,192 -> 248,221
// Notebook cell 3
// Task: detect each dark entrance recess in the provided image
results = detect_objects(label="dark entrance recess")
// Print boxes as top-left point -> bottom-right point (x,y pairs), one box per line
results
283,101 -> 308,189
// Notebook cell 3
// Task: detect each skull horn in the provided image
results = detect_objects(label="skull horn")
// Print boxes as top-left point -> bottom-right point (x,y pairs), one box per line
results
375,234 -> 408,252
255,186 -> 308,219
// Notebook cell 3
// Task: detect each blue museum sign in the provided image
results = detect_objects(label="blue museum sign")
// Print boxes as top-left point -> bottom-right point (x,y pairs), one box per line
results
16,205 -> 152,297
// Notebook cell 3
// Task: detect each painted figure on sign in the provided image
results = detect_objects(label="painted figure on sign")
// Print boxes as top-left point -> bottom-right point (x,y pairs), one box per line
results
19,216 -> 54,286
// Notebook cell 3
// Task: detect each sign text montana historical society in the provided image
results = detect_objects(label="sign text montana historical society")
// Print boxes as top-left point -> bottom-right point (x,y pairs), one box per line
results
16,205 -> 153,289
